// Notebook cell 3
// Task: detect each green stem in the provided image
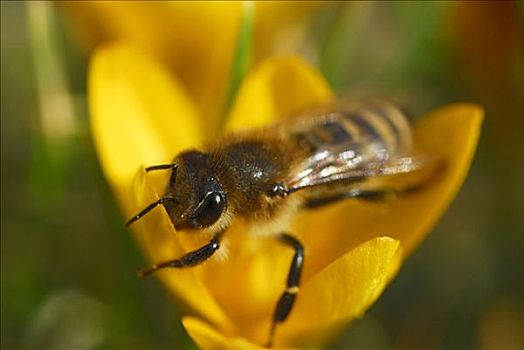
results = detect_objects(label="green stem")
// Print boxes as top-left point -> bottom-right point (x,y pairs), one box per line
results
220,1 -> 254,130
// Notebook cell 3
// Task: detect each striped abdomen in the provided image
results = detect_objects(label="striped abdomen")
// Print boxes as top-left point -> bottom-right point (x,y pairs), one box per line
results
291,101 -> 412,162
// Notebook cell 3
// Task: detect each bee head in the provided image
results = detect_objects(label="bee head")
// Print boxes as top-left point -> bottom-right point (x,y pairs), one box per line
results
165,150 -> 227,231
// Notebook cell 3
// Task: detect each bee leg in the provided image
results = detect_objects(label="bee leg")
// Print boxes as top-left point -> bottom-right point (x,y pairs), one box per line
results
137,231 -> 223,277
126,196 -> 178,226
305,189 -> 393,208
267,233 -> 304,348
305,185 -> 425,209
145,163 -> 177,171
145,163 -> 178,186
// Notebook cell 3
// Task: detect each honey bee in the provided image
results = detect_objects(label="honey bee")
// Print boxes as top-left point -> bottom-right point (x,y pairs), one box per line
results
127,100 -> 430,347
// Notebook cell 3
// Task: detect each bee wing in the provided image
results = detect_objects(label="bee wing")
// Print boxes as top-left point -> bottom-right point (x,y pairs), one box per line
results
285,144 -> 430,193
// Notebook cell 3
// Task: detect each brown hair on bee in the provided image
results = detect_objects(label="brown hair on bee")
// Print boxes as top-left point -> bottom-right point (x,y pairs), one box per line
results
162,131 -> 307,237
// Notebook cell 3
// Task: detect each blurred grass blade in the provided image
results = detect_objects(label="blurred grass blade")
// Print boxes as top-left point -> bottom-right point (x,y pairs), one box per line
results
221,1 -> 254,129
27,1 -> 76,201
319,2 -> 448,92
27,1 -> 76,140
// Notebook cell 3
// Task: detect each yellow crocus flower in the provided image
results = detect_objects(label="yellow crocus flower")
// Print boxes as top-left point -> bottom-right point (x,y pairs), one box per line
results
89,43 -> 482,349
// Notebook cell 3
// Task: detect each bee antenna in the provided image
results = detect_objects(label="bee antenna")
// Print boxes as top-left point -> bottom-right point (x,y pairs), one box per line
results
126,196 -> 177,227
145,163 -> 179,187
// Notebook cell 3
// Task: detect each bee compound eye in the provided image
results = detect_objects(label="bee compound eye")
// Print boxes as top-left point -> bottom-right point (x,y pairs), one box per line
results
189,192 -> 226,228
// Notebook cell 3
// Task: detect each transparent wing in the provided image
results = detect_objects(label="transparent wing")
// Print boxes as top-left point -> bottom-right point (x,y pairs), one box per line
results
285,142 -> 430,194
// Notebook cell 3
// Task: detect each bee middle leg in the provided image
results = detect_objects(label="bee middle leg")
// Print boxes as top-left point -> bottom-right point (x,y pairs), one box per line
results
138,231 -> 224,277
305,185 -> 425,209
267,233 -> 304,348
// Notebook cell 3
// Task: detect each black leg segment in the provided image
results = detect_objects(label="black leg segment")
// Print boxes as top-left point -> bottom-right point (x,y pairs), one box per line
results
126,196 -> 178,227
305,185 -> 425,209
138,231 -> 224,277
145,163 -> 178,186
267,233 -> 304,348
145,163 -> 177,171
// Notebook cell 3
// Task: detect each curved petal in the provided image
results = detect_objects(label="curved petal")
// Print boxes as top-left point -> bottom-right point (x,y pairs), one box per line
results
183,317 -> 265,350
65,2 -> 243,128
296,104 -> 483,278
400,104 -> 484,253
63,2 -> 328,131
202,236 -> 401,347
88,42 -> 201,216
276,237 -> 401,347
225,57 -> 333,131
89,43 -> 230,329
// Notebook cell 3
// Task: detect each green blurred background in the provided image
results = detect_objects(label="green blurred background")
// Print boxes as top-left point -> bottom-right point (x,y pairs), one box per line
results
1,1 -> 523,349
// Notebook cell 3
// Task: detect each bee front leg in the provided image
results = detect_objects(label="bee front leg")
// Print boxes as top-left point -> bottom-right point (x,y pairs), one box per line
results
267,233 -> 304,348
145,163 -> 178,186
138,231 -> 223,277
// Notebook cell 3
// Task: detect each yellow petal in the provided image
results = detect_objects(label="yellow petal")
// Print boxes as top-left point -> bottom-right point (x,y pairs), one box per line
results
63,2 -> 327,132
403,104 -> 483,253
225,57 -> 333,131
88,42 -> 201,216
277,237 -> 401,347
183,317 -> 265,350
64,1 -> 243,131
89,42 -> 230,330
295,104 -> 483,278
205,237 -> 401,347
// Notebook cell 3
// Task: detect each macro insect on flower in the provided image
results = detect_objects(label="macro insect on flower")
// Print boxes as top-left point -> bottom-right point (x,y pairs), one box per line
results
126,98 -> 435,347
89,44 -> 482,348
